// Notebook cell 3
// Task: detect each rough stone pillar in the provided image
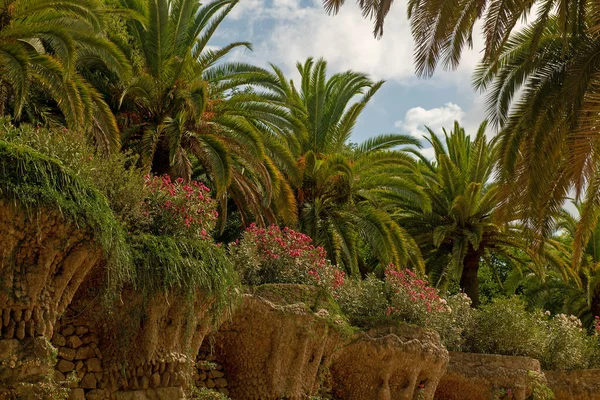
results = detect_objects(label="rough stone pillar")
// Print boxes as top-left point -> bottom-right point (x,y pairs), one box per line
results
331,325 -> 449,400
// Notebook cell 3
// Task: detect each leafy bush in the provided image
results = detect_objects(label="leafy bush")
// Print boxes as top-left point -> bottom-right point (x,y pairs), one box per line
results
468,297 -> 550,360
467,297 -> 599,369
229,224 -> 345,293
336,275 -> 390,320
0,120 -> 148,229
542,313 -> 598,370
427,293 -> 475,352
140,174 -> 218,238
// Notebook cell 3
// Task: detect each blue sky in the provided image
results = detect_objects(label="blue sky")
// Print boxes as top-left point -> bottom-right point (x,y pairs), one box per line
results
213,0 -> 490,154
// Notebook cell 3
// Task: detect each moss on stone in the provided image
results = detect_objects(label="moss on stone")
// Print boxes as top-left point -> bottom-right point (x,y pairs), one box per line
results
0,140 -> 133,291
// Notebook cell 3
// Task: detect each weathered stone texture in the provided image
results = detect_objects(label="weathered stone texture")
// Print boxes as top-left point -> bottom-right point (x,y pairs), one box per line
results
435,352 -> 546,400
331,325 -> 449,400
0,200 -> 102,342
213,293 -> 346,400
545,369 -> 600,400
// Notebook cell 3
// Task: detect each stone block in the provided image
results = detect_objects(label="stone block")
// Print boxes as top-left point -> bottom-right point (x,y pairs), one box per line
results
68,388 -> 85,400
75,346 -> 95,360
57,359 -> 75,373
86,357 -> 102,372
67,335 -> 83,349
59,346 -> 76,361
52,333 -> 66,347
81,372 -> 98,389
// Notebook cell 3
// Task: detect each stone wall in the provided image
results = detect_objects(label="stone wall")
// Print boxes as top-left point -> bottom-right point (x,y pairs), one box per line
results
545,369 -> 600,400
194,344 -> 229,396
0,201 -> 102,396
212,292 -> 347,400
49,276 -> 218,399
434,352 -> 546,400
331,325 -> 449,400
51,322 -> 105,399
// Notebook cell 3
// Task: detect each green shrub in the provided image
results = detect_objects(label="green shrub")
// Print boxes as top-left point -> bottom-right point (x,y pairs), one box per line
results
468,297 -> 550,359
427,293 -> 475,352
0,119 -> 148,230
336,275 -> 390,320
229,224 -> 345,294
336,270 -> 475,351
467,297 -> 599,369
190,387 -> 231,399
129,234 -> 237,316
542,313 -> 598,370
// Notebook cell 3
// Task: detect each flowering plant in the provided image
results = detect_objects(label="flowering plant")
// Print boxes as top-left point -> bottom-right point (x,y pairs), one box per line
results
141,174 -> 217,238
385,265 -> 450,320
229,224 -> 345,293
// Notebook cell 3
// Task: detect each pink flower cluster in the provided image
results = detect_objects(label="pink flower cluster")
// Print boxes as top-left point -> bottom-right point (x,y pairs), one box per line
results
595,316 -> 600,336
143,174 -> 217,238
230,224 -> 345,293
385,264 -> 449,315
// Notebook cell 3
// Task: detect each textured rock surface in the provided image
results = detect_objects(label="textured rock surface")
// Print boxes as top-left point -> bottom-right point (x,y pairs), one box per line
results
56,277 -> 217,397
435,352 -> 546,400
112,387 -> 185,399
545,369 -> 600,400
194,345 -> 229,397
0,337 -> 55,383
331,325 -> 448,400
213,291 -> 347,400
0,200 -> 102,342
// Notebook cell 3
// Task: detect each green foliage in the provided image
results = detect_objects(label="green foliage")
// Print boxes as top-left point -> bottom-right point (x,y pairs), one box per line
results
400,121 -> 534,306
190,387 -> 231,400
129,234 -> 237,314
528,371 -> 555,400
469,297 -> 550,360
469,297 -> 599,370
0,139 -> 133,289
0,119 -> 149,230
264,58 -> 426,274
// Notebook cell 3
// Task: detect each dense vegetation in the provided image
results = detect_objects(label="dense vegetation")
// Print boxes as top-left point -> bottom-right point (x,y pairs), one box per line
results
3,0 -> 600,374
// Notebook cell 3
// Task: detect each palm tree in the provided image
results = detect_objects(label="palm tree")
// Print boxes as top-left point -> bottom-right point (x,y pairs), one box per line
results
0,0 -> 130,152
397,121 -> 535,306
322,0 -> 587,76
258,58 -> 428,275
115,0 -> 298,227
508,204 -> 600,327
471,10 -> 600,262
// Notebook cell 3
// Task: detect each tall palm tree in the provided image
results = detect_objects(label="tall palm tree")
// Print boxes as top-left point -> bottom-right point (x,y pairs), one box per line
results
115,0 -> 298,227
472,10 -> 600,263
0,0 -> 130,152
397,121 -> 535,306
257,58 -> 428,275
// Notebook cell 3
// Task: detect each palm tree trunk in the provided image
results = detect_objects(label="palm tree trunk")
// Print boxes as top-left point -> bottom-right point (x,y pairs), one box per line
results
591,283 -> 600,318
459,246 -> 482,307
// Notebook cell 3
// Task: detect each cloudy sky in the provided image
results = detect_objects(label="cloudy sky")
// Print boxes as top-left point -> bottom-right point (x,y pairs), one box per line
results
212,0 -> 490,150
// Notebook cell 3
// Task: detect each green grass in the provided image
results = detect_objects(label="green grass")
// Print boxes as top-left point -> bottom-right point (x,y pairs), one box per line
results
0,140 -> 133,290
129,234 -> 238,316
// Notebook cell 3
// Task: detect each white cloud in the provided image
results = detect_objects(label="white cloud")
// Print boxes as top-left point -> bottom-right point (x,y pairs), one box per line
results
224,0 -> 482,84
395,102 -> 465,138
